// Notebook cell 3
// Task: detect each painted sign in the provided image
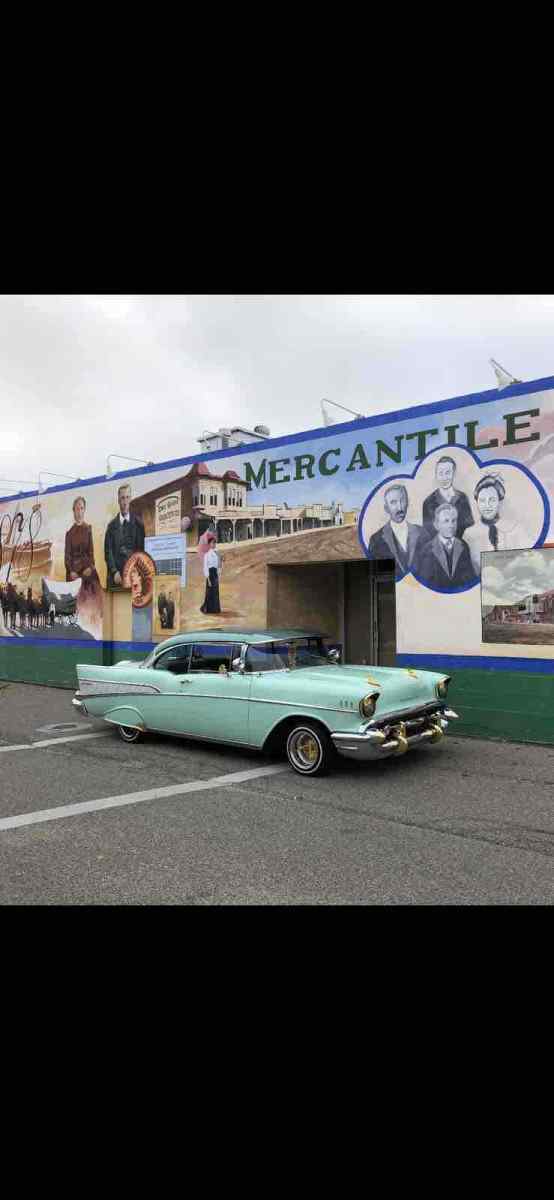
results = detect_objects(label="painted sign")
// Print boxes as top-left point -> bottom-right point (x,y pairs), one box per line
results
144,534 -> 186,584
155,491 -> 181,535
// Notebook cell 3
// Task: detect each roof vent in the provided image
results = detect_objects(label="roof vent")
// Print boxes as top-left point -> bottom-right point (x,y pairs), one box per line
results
253,424 -> 270,436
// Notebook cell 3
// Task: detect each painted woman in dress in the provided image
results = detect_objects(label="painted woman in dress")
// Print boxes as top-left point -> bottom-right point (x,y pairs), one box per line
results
200,534 -> 222,614
64,495 -> 103,626
463,475 -> 527,575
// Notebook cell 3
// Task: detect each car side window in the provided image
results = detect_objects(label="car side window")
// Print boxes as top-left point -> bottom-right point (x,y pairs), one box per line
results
189,643 -> 241,673
153,644 -> 191,674
245,644 -> 288,672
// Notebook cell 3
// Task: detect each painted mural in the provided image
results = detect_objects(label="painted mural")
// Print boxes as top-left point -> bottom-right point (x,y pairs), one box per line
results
2,378 -> 554,662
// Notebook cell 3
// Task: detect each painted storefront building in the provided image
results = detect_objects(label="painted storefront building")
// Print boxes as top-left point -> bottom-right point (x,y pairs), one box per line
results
3,374 -> 554,744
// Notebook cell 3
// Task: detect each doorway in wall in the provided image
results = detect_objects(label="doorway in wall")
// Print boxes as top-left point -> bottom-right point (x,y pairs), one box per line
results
344,559 -> 396,666
267,558 -> 397,666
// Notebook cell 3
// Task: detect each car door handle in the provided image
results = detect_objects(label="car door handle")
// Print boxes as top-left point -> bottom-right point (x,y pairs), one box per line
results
180,679 -> 193,685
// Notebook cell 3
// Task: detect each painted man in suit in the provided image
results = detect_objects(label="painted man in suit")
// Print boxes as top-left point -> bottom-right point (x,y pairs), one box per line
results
422,456 -> 474,539
414,502 -> 476,590
157,589 -> 168,628
104,483 -> 145,588
165,591 -> 175,630
368,484 -> 427,579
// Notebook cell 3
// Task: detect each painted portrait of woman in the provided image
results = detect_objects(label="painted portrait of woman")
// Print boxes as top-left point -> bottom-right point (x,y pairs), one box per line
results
463,475 -> 527,574
64,495 -> 103,624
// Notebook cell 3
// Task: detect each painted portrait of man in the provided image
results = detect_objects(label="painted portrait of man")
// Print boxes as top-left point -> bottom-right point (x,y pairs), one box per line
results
422,455 -> 474,539
368,484 -> 428,579
104,483 -> 145,588
414,502 -> 476,590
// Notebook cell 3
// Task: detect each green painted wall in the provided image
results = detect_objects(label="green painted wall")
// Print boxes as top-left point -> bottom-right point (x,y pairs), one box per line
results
0,641 -> 145,688
445,668 -> 554,746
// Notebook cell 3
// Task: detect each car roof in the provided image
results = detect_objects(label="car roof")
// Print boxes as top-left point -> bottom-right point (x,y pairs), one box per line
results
154,628 -> 325,649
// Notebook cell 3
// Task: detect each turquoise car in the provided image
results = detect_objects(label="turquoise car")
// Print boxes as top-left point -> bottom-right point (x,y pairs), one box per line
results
73,628 -> 458,776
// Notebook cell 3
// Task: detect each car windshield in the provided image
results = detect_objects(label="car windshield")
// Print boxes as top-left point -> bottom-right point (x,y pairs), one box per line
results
140,646 -> 163,668
245,637 -> 332,672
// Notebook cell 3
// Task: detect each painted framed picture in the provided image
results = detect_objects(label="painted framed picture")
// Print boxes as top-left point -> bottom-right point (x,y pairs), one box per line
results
152,575 -> 180,637
481,546 -> 554,645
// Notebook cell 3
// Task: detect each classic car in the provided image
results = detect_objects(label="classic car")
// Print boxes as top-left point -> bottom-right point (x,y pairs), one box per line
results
73,628 -> 458,776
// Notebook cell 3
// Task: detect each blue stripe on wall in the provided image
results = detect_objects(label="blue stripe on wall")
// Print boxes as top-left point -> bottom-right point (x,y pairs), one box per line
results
0,636 -> 155,652
396,653 -> 554,674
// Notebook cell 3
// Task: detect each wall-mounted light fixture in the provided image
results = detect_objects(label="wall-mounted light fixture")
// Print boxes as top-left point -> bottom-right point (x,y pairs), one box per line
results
106,454 -> 155,478
489,358 -> 522,389
0,477 -> 40,495
38,471 -> 80,494
197,430 -> 219,452
320,398 -> 365,427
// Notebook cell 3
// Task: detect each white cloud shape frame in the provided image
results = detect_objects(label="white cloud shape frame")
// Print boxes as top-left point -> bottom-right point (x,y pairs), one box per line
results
358,445 -> 549,593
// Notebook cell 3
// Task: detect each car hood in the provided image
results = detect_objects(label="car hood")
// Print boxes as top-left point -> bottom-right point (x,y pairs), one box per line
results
284,664 -> 444,711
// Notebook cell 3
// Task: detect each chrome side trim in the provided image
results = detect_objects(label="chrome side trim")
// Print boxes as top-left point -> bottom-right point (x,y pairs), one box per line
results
171,692 -> 362,716
145,727 -> 253,748
176,693 -> 251,703
79,692 -> 155,702
79,686 -> 374,718
78,679 -> 161,697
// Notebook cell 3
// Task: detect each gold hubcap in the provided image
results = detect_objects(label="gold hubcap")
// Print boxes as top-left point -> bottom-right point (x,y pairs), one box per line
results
289,729 -> 321,769
298,733 -> 318,762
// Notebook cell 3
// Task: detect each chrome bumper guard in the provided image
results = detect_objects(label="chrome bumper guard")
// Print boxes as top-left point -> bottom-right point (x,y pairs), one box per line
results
332,707 -> 459,760
72,695 -> 89,717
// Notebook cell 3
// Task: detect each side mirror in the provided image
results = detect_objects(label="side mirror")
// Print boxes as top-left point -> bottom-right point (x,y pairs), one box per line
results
327,648 -> 341,663
231,657 -> 244,673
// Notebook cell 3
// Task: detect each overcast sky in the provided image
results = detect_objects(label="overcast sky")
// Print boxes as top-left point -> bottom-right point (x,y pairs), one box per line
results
2,294 -> 554,495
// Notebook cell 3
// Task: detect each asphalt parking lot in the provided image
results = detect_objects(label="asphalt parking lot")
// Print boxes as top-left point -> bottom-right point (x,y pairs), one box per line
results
1,681 -> 554,905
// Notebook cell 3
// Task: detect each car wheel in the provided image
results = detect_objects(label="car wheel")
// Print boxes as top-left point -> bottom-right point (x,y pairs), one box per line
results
286,721 -> 332,776
116,724 -> 143,744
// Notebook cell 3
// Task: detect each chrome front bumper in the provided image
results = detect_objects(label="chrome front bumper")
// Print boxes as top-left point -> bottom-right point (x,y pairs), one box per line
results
72,695 -> 89,717
331,708 -> 458,760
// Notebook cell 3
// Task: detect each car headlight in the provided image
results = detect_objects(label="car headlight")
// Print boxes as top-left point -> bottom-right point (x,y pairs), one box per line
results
435,677 -> 450,700
359,692 -> 379,718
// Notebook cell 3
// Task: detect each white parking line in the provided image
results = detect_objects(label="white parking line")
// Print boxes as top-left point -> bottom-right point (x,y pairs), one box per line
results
0,732 -> 111,754
0,763 -> 289,831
